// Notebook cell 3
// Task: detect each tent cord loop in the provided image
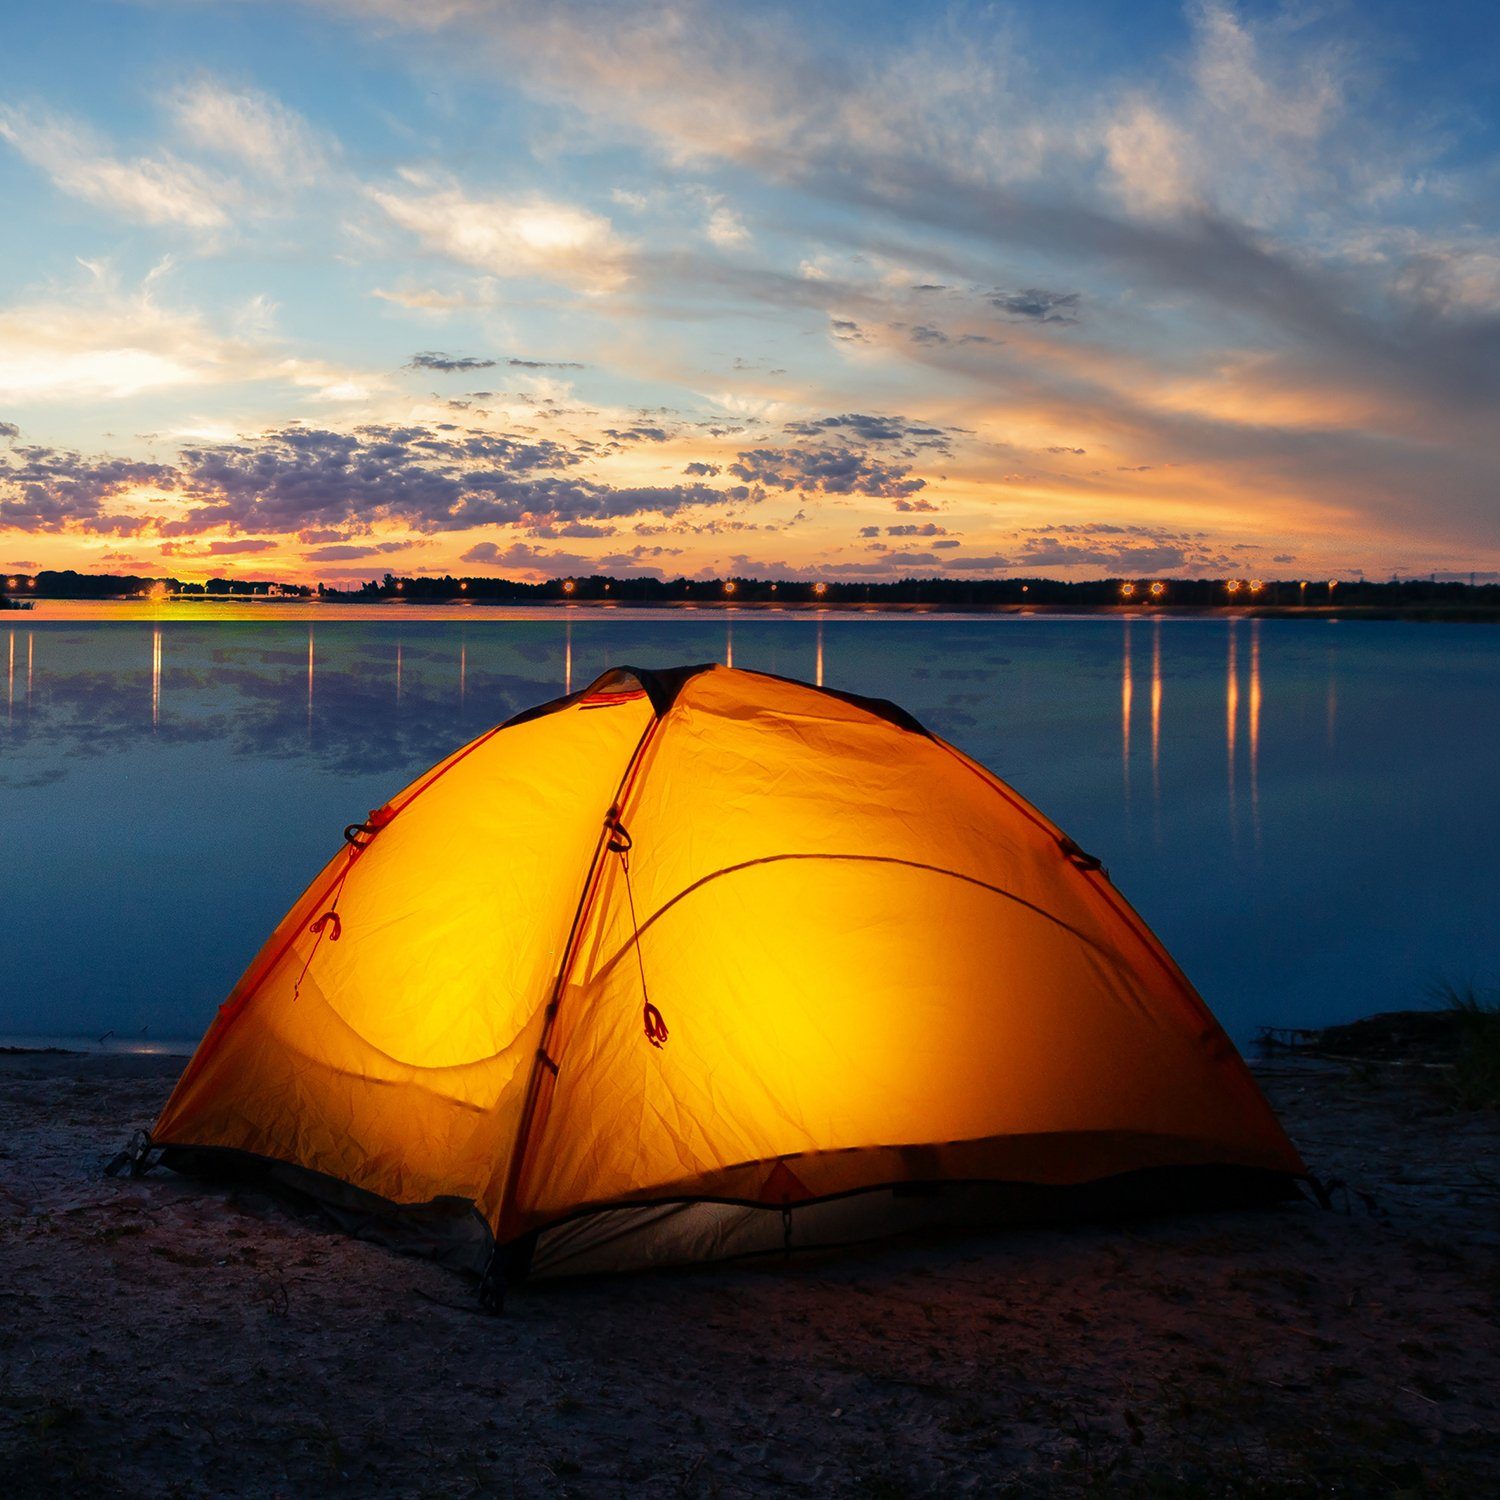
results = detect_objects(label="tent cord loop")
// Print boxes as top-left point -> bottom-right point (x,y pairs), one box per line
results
308,911 -> 342,942
293,862 -> 355,1002
605,810 -> 669,1049
104,1129 -> 157,1179
1058,835 -> 1105,874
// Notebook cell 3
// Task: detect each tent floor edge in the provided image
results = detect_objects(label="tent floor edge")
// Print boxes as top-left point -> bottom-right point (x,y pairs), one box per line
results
523,1163 -> 1303,1280
156,1144 -> 494,1275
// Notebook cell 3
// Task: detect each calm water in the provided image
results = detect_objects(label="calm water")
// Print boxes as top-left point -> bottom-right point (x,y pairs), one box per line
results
2,609 -> 1497,1049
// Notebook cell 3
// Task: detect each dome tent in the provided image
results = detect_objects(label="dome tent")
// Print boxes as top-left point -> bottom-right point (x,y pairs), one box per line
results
147,664 -> 1304,1294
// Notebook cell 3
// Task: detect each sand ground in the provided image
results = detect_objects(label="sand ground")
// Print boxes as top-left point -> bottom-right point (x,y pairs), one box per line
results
1,1050 -> 1496,1498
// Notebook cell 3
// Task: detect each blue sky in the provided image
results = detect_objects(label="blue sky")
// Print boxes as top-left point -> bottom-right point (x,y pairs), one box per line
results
1,0 -> 1497,583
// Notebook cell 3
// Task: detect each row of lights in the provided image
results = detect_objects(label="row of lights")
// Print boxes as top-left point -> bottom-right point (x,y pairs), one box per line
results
558,579 -> 833,597
1120,579 -> 1343,601
4,577 -> 37,590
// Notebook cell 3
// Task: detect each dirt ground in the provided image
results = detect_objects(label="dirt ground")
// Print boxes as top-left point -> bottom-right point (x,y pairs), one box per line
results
1,1049 -> 1496,1498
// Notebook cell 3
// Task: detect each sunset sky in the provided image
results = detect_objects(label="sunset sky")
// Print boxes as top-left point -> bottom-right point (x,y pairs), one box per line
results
2,0 -> 1497,585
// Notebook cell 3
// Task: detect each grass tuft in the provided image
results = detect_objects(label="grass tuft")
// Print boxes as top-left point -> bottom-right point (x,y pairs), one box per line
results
1430,981 -> 1500,1109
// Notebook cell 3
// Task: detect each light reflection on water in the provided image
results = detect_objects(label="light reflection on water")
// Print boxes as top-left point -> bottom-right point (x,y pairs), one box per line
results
2,613 -> 1497,1047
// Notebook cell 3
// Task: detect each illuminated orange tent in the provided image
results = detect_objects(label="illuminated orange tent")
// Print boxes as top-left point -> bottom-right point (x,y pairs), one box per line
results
150,664 -> 1303,1292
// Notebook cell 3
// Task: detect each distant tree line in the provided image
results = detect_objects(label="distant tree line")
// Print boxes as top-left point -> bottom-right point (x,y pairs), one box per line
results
8,570 -> 314,599
321,572 -> 1500,609
5,568 -> 1499,611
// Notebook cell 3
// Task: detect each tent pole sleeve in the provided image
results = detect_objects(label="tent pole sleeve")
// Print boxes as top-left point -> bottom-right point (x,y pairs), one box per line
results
493,708 -> 668,1247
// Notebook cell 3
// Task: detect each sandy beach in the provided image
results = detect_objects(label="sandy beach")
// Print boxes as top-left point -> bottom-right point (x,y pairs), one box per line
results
1,1047 -> 1496,1497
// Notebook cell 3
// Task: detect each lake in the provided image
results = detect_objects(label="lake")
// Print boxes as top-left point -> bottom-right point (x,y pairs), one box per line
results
3,607 -> 1496,1049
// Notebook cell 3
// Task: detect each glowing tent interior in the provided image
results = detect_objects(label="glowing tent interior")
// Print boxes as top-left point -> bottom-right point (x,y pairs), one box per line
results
147,664 -> 1305,1287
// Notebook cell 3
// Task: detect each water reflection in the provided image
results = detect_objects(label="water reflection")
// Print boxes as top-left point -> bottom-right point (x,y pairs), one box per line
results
1249,620 -> 1262,847
1226,621 -> 1239,837
1120,621 -> 1133,809
1326,641 -> 1338,753
4,616 -> 1500,1048
1151,619 -> 1162,839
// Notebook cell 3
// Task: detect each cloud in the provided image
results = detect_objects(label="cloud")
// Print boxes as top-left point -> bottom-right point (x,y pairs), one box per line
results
990,288 -> 1081,324
829,318 -> 868,343
7,2 -> 1499,578
407,351 -> 497,372
704,200 -> 749,248
2,420 -> 747,541
683,462 -> 720,476
727,446 -> 925,499
165,538 -> 278,556
0,442 -> 179,532
368,174 -> 628,292
0,266 -> 387,408
782,413 -> 952,452
1011,537 -> 1190,573
0,104 -> 233,229
528,520 -> 614,539
305,541 -> 410,561
459,539 -> 670,578
371,286 -> 477,313
1104,99 -> 1197,217
0,422 -> 18,441
167,79 -> 327,184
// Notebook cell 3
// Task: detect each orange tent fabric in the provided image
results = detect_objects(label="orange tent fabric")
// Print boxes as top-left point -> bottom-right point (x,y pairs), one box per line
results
152,664 -> 1304,1277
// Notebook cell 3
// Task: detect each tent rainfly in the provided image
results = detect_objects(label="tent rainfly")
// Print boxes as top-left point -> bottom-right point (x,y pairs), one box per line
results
141,664 -> 1304,1299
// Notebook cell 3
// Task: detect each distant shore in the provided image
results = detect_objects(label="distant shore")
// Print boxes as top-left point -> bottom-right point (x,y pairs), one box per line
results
12,596 -> 1500,623
7,568 -> 1499,622
2,1010 -> 1496,1495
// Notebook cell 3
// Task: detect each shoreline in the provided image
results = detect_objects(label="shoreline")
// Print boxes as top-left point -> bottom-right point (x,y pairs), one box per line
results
3,1013 -> 1496,1495
13,598 -> 1500,623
